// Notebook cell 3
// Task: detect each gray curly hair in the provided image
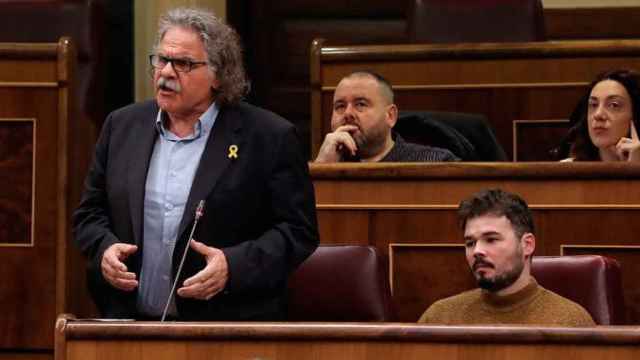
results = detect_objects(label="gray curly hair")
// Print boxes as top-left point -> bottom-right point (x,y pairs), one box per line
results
155,7 -> 249,105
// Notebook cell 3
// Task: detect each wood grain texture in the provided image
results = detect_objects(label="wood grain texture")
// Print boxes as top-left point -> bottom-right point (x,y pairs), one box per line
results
545,7 -> 640,40
56,318 -> 640,360
0,120 -> 33,245
0,353 -> 52,360
311,40 -> 640,159
312,163 -> 640,323
513,120 -> 571,161
0,38 -> 95,356
0,76 -> 60,350
229,4 -> 640,160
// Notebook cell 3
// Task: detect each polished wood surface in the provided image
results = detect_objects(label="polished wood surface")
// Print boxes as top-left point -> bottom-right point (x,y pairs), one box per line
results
0,120 -> 33,245
228,0 -> 408,158
546,7 -> 640,40
229,3 -> 640,159
311,163 -> 640,323
0,39 -> 69,350
0,354 -> 51,360
55,315 -> 640,360
0,38 -> 94,355
310,39 -> 640,160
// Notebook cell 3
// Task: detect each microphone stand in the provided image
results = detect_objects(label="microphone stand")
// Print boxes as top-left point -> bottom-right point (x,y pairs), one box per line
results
161,200 -> 205,322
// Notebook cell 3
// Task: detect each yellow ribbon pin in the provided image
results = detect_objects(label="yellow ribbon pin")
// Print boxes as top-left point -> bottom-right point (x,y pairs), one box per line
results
228,144 -> 239,159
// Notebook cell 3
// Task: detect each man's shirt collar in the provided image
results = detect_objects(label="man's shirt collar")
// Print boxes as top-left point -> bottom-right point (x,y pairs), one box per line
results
154,101 -> 219,142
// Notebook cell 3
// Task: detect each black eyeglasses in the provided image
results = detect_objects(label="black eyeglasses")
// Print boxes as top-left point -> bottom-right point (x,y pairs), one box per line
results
149,54 -> 207,73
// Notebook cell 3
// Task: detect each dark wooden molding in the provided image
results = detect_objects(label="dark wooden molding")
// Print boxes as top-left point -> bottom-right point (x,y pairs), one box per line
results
59,318 -> 640,344
0,42 -> 58,59
319,39 -> 640,61
310,162 -> 640,180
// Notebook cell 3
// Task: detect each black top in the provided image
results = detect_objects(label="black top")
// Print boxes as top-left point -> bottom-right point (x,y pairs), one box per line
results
381,134 -> 460,162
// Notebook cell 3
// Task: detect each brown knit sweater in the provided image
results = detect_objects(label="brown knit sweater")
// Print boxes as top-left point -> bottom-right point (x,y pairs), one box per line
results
418,278 -> 595,326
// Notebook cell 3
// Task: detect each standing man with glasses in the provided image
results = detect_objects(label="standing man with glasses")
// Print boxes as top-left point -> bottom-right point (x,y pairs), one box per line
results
73,7 -> 318,321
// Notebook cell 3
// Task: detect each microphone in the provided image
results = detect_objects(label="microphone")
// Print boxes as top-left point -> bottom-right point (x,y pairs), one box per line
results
161,200 -> 206,322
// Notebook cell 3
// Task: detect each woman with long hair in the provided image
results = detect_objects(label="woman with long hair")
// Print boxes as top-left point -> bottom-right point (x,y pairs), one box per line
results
563,69 -> 640,162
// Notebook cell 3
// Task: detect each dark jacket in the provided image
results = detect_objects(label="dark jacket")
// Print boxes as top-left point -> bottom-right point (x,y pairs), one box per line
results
73,100 -> 319,320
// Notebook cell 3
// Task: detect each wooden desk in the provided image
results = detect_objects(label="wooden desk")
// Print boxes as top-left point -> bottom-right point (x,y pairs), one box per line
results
310,39 -> 640,160
55,315 -> 640,360
311,162 -> 640,323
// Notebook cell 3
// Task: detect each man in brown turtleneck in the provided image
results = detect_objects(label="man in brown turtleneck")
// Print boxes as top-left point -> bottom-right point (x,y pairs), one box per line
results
418,189 -> 595,326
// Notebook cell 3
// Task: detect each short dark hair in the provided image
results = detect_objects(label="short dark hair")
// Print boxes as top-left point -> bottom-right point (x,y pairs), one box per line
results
343,70 -> 394,104
458,189 -> 534,239
568,69 -> 640,161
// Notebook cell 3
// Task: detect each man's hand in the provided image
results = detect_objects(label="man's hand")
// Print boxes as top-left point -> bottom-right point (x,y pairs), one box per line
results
314,125 -> 359,163
177,240 -> 229,300
101,243 -> 139,291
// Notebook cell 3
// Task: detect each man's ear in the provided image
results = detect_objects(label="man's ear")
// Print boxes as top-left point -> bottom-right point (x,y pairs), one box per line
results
386,104 -> 398,128
211,79 -> 221,92
521,233 -> 536,259
209,68 -> 221,91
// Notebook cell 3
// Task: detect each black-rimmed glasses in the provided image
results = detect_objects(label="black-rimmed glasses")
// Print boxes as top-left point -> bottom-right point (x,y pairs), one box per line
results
149,54 -> 207,73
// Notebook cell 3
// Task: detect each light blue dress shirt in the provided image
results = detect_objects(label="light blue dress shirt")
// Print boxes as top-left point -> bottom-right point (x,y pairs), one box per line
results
137,102 -> 219,317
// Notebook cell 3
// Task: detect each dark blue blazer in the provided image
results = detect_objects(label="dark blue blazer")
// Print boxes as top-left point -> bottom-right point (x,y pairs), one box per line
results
73,100 -> 319,320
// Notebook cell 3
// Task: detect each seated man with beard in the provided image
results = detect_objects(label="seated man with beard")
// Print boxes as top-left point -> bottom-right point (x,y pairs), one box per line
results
418,189 -> 594,326
314,71 -> 459,162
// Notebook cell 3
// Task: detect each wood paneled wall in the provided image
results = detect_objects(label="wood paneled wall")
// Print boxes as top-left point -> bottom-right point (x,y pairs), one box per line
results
228,0 -> 409,159
545,7 -> 640,40
228,4 -> 640,159
311,163 -> 640,323
310,39 -> 640,160
0,38 -> 94,358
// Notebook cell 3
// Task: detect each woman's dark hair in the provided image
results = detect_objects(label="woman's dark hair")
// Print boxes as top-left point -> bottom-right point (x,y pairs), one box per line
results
564,69 -> 640,161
